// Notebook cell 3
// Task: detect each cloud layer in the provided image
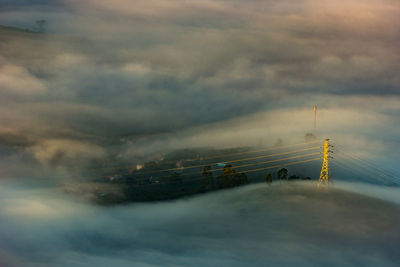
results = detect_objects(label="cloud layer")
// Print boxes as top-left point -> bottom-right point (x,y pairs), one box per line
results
0,0 -> 399,178
0,181 -> 399,266
1,3 -> 399,266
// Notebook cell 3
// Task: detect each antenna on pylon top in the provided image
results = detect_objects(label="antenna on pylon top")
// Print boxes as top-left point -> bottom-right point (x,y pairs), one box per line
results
313,105 -> 317,130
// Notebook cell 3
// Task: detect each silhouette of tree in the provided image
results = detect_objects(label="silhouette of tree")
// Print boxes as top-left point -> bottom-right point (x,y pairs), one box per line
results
216,164 -> 249,189
265,172 -> 272,184
168,172 -> 182,183
278,168 -> 288,181
202,165 -> 213,190
304,133 -> 316,142
275,138 -> 283,146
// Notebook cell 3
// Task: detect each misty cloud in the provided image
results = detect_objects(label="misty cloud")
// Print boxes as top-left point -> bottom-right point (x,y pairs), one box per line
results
30,139 -> 106,167
0,0 -> 399,175
1,2 -> 399,266
0,181 -> 399,266
0,64 -> 47,95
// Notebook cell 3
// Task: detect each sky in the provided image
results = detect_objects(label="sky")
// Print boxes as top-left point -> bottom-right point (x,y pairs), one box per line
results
1,0 -> 400,179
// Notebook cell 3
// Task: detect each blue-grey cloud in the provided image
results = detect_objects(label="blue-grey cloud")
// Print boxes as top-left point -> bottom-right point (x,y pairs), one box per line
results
0,0 -> 399,177
0,181 -> 399,266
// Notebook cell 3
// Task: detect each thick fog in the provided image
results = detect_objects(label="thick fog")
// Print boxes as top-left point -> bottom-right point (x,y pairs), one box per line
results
0,181 -> 399,267
1,1 -> 400,266
0,0 -> 400,178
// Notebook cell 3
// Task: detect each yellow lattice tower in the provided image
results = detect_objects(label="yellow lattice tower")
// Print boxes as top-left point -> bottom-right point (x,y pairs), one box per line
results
318,139 -> 331,186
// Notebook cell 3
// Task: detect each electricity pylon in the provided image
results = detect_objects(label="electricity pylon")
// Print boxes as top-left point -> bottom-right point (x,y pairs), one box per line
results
314,105 -> 317,130
318,139 -> 332,186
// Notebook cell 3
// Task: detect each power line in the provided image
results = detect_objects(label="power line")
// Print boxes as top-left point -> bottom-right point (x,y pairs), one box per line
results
335,154 -> 400,184
91,140 -> 323,171
143,152 -> 322,180
334,145 -> 400,184
335,144 -> 400,177
183,139 -> 323,162
120,157 -> 322,185
109,152 -> 321,181
333,149 -> 399,184
126,146 -> 321,175
197,152 -> 321,174
331,160 -> 388,185
237,157 -> 321,174
99,152 -> 322,181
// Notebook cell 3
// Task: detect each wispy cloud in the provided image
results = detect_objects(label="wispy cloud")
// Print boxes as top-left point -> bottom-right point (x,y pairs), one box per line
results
0,182 -> 399,266
0,0 -> 399,175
